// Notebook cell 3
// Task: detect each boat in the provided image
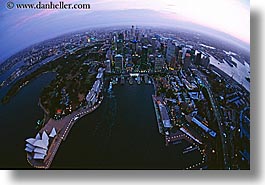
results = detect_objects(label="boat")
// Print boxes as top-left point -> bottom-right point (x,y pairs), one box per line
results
173,140 -> 182,145
108,81 -> 113,91
183,145 -> 198,154
144,76 -> 148,84
129,77 -> 133,85
121,76 -> 125,85
137,76 -> 141,85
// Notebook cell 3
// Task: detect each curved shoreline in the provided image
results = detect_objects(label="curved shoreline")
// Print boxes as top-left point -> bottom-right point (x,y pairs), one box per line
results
27,94 -> 104,169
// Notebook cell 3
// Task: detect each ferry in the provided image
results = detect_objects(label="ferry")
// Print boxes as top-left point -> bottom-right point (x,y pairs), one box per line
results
183,145 -> 198,154
144,76 -> 148,84
137,76 -> 141,85
108,81 -> 113,91
121,76 -> 125,85
129,77 -> 133,85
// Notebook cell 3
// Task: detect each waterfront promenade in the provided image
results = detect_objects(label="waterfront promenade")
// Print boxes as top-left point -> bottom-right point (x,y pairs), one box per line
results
27,96 -> 103,169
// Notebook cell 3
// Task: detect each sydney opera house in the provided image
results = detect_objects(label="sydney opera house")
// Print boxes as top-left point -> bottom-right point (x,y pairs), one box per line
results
25,128 -> 57,160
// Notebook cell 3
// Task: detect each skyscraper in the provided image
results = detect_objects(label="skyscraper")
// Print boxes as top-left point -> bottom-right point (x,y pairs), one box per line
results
154,55 -> 165,72
116,39 -> 123,54
114,54 -> 123,72
104,60 -> 112,73
131,25 -> 135,39
195,52 -> 202,66
190,48 -> 196,63
141,46 -> 148,65
183,53 -> 191,70
166,40 -> 176,67
201,56 -> 210,68
178,50 -> 183,66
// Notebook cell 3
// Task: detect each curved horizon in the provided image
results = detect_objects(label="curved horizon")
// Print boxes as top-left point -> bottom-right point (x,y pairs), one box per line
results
0,0 -> 250,62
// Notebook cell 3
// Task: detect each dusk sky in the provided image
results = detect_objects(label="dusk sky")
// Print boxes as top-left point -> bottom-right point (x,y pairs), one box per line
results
0,0 -> 250,62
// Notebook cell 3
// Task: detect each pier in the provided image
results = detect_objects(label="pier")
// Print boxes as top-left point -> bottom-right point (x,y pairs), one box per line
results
152,95 -> 164,134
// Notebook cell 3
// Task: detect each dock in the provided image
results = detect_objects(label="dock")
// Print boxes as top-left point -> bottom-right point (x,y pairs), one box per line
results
152,95 -> 164,135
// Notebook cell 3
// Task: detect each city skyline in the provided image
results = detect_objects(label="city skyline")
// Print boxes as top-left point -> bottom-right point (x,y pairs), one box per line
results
0,0 -> 249,62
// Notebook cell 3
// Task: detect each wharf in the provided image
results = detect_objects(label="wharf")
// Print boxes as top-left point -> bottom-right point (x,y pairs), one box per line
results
152,95 -> 164,135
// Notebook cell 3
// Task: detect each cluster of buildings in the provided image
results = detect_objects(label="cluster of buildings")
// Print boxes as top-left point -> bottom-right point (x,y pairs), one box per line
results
154,71 -> 216,138
99,26 -> 167,73
86,67 -> 104,107
87,26 -> 214,76
165,39 -> 211,71
25,128 -> 57,160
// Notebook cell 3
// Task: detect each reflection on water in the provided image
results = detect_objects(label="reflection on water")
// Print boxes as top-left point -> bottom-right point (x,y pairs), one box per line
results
52,83 -> 202,169
0,72 -> 56,168
0,73 -> 202,169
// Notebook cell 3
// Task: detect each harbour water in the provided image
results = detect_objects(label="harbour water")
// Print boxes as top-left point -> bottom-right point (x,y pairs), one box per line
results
0,72 -> 56,168
209,55 -> 250,92
52,83 -> 202,169
0,74 -> 202,169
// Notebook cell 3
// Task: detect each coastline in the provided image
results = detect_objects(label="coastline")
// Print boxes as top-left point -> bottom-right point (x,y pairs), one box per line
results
27,94 -> 104,169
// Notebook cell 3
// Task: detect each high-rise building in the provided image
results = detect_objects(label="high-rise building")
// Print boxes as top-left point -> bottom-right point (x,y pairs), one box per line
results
131,25 -> 135,39
116,39 -> 123,54
183,53 -> 191,70
201,56 -> 210,68
151,37 -> 157,50
147,44 -> 153,54
135,27 -> 140,40
166,40 -> 176,63
154,55 -> 165,72
178,50 -> 183,65
195,52 -> 202,66
190,49 -> 196,63
106,49 -> 111,60
141,46 -> 148,65
104,60 -> 111,73
130,40 -> 137,54
118,32 -> 124,41
114,54 -> 123,72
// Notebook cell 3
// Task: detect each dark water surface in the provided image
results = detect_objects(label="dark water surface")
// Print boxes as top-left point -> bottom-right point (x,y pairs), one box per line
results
0,75 -> 202,169
0,72 -> 56,168
53,83 -> 202,169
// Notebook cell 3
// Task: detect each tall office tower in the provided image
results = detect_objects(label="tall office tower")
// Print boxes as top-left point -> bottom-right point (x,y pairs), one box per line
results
151,37 -> 157,50
201,56 -> 210,68
118,32 -> 124,41
147,44 -> 153,54
183,53 -> 191,70
106,49 -> 112,60
174,46 -> 180,68
131,25 -> 135,39
154,54 -> 165,72
124,30 -> 129,39
131,40 -> 137,54
135,27 -> 140,40
190,48 -> 196,63
104,60 -> 112,73
116,39 -> 123,54
178,50 -> 183,65
166,40 -> 176,65
141,46 -> 148,65
114,54 -> 124,72
195,52 -> 202,66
